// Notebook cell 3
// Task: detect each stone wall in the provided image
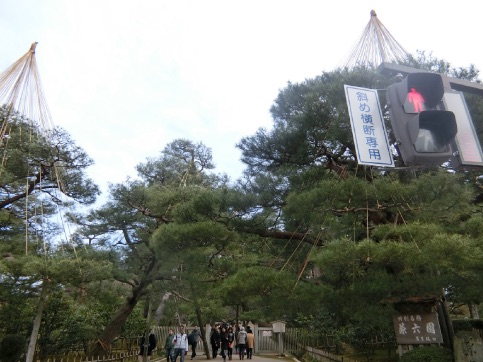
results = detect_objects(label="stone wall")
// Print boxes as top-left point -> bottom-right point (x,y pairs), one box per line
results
453,330 -> 483,362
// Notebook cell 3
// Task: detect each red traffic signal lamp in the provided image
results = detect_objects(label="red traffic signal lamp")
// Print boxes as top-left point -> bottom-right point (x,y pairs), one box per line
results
386,73 -> 457,166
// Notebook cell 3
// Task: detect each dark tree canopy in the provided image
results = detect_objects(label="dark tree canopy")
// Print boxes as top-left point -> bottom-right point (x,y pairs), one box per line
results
0,106 -> 99,220
232,59 -> 483,332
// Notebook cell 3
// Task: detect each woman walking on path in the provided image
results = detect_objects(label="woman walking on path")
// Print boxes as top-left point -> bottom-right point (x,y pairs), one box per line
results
219,325 -> 230,362
246,327 -> 254,359
227,326 -> 235,360
210,324 -> 221,359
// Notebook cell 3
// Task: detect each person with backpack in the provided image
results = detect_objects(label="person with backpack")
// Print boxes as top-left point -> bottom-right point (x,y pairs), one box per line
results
188,326 -> 201,359
236,327 -> 247,360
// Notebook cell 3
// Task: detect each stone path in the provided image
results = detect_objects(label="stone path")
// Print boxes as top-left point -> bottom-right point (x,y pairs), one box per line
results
153,354 -> 295,362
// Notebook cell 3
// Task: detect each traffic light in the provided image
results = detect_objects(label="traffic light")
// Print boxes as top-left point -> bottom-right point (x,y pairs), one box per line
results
386,72 -> 457,166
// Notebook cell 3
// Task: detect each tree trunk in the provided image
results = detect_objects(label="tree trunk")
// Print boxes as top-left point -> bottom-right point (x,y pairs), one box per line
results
469,302 -> 480,319
26,279 -> 50,362
235,305 -> 240,327
152,292 -> 172,325
142,296 -> 154,362
190,281 -> 210,359
89,254 -> 157,358
88,285 -> 144,357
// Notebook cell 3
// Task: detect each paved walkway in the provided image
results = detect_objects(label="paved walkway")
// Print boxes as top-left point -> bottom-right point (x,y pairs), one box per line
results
153,354 -> 296,362
249,355 -> 296,362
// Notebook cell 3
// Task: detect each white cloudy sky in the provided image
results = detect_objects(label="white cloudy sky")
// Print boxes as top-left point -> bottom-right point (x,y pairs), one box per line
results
1,0 -> 482,199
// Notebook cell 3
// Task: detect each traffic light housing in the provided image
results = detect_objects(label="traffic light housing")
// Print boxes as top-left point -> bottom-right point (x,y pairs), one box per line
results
386,72 -> 457,166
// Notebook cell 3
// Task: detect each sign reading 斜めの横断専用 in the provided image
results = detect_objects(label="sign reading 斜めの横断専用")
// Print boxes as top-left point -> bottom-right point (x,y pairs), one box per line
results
393,313 -> 443,344
344,85 -> 394,167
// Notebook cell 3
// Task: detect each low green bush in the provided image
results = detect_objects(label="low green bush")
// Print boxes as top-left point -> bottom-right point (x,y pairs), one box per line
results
301,353 -> 318,362
400,346 -> 453,362
0,334 -> 27,362
452,319 -> 483,332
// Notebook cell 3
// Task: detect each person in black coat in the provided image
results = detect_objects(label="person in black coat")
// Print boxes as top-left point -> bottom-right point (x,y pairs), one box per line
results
227,326 -> 235,361
210,324 -> 221,359
189,326 -> 201,359
138,331 -> 157,362
219,325 -> 230,362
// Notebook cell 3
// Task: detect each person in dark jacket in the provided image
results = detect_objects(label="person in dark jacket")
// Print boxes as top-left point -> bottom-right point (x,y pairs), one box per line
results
227,326 -> 235,361
189,326 -> 201,359
210,324 -> 221,359
165,328 -> 175,362
219,325 -> 230,362
138,331 -> 157,362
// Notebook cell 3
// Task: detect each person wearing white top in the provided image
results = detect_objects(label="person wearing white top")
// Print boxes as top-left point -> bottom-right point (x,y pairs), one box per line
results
173,325 -> 189,362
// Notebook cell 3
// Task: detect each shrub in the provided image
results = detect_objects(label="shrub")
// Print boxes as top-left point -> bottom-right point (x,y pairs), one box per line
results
0,334 -> 27,362
301,353 -> 318,362
400,346 -> 453,362
452,319 -> 483,332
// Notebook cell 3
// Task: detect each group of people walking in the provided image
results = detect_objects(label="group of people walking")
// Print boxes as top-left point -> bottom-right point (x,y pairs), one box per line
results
210,323 -> 254,361
141,323 -> 255,362
164,325 -> 202,362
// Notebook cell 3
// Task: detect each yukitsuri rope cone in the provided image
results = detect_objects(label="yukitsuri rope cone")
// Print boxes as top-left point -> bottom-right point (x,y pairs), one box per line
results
339,10 -> 411,69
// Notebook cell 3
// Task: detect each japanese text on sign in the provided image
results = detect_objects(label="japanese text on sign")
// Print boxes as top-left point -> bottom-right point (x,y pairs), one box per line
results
344,85 -> 394,167
393,313 -> 443,344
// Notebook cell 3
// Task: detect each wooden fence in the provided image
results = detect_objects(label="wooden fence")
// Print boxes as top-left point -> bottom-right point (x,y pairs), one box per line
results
34,337 -> 148,362
35,349 -> 139,362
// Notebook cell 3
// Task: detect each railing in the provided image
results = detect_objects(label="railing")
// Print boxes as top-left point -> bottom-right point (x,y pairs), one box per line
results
278,329 -> 360,362
34,337 -> 153,362
284,328 -> 396,362
304,346 -> 360,362
36,349 -> 139,362
285,328 -> 338,351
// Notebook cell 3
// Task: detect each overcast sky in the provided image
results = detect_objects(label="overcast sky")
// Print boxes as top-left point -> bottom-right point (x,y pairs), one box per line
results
1,0 -> 482,200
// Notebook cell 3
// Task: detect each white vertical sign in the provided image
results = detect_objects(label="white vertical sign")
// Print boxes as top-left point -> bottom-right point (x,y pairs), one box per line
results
443,90 -> 483,167
344,85 -> 394,167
